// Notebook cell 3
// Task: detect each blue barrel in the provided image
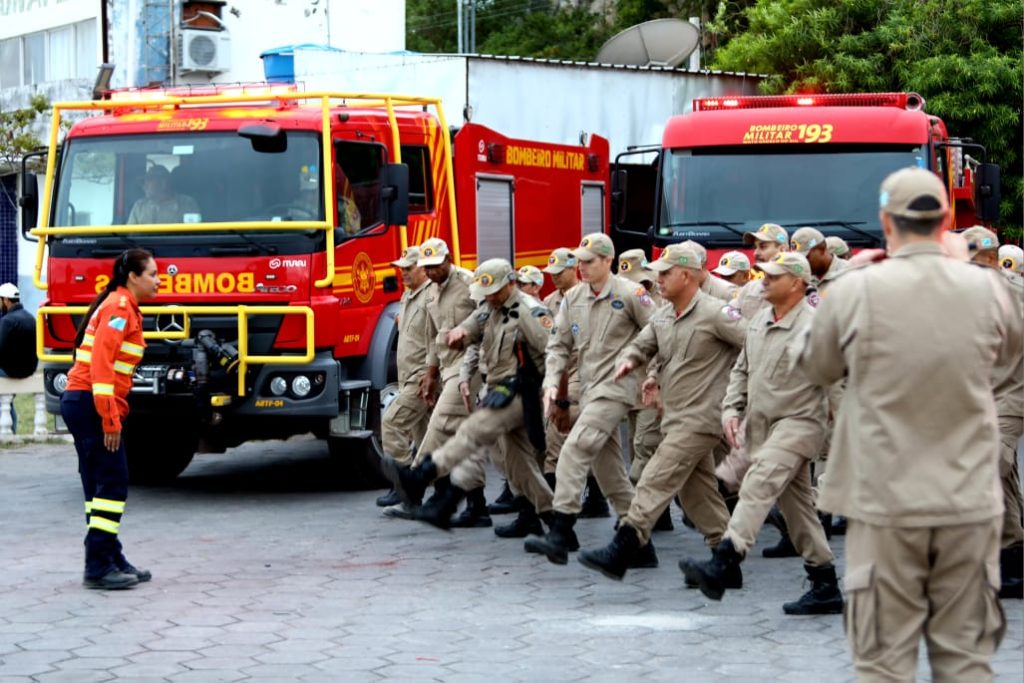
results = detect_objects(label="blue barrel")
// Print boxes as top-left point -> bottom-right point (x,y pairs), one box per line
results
260,44 -> 342,83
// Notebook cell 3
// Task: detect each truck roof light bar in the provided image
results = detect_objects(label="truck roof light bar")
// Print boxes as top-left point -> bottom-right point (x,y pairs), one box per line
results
693,92 -> 924,112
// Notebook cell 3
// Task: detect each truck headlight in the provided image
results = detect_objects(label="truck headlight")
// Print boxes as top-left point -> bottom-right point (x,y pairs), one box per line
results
291,375 -> 311,398
269,377 -> 287,396
53,373 -> 69,393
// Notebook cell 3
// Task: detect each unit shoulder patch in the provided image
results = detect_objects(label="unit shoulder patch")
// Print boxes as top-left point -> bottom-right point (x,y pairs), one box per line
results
108,316 -> 127,331
633,286 -> 654,307
721,305 -> 742,321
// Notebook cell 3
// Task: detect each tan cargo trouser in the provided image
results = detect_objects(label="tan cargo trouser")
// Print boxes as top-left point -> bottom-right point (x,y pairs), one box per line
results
724,447 -> 833,566
998,415 -> 1023,548
431,394 -> 552,512
625,431 -> 729,546
843,518 -> 1005,683
414,375 -> 482,464
626,407 -> 661,484
380,383 -> 430,466
552,397 -> 634,517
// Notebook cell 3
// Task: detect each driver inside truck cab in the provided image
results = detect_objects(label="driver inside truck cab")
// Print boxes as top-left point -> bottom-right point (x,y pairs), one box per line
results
127,165 -> 201,225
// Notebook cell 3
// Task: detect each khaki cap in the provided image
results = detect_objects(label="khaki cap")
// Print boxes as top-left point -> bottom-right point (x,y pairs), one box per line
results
879,167 -> 948,219
826,235 -> 850,257
961,226 -> 999,253
743,223 -> 789,245
645,243 -> 703,272
617,249 -> 652,283
999,244 -> 1023,274
390,246 -> 420,268
756,252 -> 813,283
677,240 -> 708,267
517,265 -> 544,287
712,250 -> 752,276
470,258 -> 515,297
543,247 -> 577,274
572,232 -> 615,260
417,237 -> 451,267
790,227 -> 827,254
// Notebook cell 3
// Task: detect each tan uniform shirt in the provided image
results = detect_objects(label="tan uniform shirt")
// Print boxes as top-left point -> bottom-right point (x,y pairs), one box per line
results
127,194 -> 201,224
543,288 -> 581,401
545,275 -> 655,405
457,289 -> 552,388
722,299 -> 827,459
815,254 -> 848,292
702,273 -> 739,302
395,280 -> 432,386
620,290 -> 746,433
731,278 -> 768,320
425,267 -> 476,382
993,269 -> 1024,419
801,241 -> 1022,527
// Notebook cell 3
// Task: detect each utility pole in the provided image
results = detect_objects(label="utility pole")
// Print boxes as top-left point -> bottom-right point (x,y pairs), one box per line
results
467,0 -> 476,53
457,0 -> 463,53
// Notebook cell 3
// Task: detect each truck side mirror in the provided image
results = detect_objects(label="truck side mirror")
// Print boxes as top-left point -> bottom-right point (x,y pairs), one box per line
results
611,169 -> 627,227
974,163 -> 1001,222
19,172 -> 39,240
380,163 -> 409,227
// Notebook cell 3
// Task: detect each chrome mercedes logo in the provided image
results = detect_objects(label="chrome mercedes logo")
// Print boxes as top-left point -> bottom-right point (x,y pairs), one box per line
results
155,310 -> 185,334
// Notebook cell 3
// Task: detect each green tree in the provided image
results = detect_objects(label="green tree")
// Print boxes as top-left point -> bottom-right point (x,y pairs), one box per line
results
0,93 -> 49,175
712,0 -> 1024,231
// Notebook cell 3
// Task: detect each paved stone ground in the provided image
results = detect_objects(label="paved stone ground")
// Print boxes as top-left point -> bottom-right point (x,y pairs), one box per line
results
1,437 -> 1021,682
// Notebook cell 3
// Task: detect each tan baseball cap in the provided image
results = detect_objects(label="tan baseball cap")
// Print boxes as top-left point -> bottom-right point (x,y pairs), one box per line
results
617,249 -> 652,283
645,243 -> 703,272
573,232 -> 615,260
543,247 -> 577,274
516,265 -> 544,287
743,223 -> 789,246
879,167 -> 948,219
470,258 -> 515,297
677,240 -> 708,267
790,227 -> 826,254
999,244 -> 1023,274
961,226 -> 999,253
417,237 -> 451,267
826,235 -> 850,257
756,252 -> 813,283
712,250 -> 752,276
390,246 -> 420,269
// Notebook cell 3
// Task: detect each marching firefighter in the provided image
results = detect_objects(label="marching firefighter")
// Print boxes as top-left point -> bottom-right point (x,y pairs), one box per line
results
679,252 -> 843,615
62,249 -> 159,589
790,227 -> 848,292
682,240 -> 740,302
731,224 -> 790,319
711,251 -> 753,288
516,265 -> 545,299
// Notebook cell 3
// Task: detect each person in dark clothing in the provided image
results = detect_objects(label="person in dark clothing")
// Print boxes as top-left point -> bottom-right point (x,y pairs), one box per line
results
0,283 -> 38,433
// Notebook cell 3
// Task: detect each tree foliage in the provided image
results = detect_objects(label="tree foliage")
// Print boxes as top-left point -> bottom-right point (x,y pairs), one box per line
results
0,93 -> 49,175
712,0 -> 1024,230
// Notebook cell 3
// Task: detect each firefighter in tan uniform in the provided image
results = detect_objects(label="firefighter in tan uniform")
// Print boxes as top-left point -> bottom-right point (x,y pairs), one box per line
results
791,226 -> 849,294
801,168 -> 1019,682
731,223 -> 790,319
826,235 -> 852,260
963,226 -> 1024,599
577,244 -> 745,580
524,233 -> 653,565
378,247 -> 431,492
680,252 -> 843,615
680,240 -> 740,302
516,265 -> 544,298
383,259 -> 556,531
540,249 -> 579,478
711,250 -> 753,288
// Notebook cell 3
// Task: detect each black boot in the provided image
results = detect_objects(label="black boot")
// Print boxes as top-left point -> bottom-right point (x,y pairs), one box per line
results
423,475 -> 451,507
684,553 -> 742,590
818,511 -> 833,541
678,538 -> 744,601
578,523 -> 642,580
84,534 -> 138,590
630,539 -> 659,569
488,480 -> 516,515
999,543 -> 1023,599
494,497 -> 543,538
579,476 -> 611,519
765,505 -> 787,532
376,488 -> 402,507
115,556 -> 152,583
416,483 -> 468,531
524,512 -> 579,565
381,454 -> 437,507
83,569 -> 140,590
450,487 -> 493,529
762,533 -> 799,558
653,507 -> 674,532
783,564 -> 844,615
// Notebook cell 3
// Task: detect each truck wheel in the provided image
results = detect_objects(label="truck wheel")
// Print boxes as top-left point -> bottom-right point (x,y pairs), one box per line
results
124,416 -> 198,485
325,382 -> 398,490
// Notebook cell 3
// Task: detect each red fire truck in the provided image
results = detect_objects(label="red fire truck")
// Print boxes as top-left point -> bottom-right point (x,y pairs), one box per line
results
21,84 -> 610,484
610,92 -> 1001,263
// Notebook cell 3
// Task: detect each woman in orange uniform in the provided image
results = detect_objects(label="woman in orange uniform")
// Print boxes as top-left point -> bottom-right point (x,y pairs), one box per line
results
62,249 -> 159,589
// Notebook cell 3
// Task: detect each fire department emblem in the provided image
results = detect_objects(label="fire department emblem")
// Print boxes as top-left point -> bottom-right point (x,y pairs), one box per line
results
352,252 -> 375,304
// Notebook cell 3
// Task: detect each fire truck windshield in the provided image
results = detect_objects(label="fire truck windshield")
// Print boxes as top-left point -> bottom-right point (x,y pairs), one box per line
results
658,144 -> 925,246
53,131 -> 327,228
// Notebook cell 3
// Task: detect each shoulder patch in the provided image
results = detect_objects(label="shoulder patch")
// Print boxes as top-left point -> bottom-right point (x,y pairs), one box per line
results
531,306 -> 552,318
611,299 -> 625,310
540,315 -> 554,330
477,311 -> 490,323
806,290 -> 821,308
721,305 -> 742,321
633,286 -> 654,307
108,316 -> 127,331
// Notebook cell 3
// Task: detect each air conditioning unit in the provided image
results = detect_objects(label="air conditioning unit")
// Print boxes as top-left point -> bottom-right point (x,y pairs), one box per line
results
178,29 -> 231,74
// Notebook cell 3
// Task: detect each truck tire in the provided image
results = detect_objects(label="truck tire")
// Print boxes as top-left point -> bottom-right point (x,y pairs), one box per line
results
124,415 -> 198,485
325,382 -> 397,490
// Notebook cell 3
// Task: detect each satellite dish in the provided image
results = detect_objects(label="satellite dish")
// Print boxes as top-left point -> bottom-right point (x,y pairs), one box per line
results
596,18 -> 699,68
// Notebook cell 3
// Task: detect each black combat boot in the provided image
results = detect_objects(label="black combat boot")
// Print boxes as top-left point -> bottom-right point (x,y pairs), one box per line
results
630,538 -> 659,569
524,512 -> 579,565
653,507 -> 674,532
450,487 -> 493,529
115,556 -> 152,583
416,484 -> 468,531
422,475 -> 451,507
578,523 -> 642,580
83,536 -> 138,590
683,553 -> 742,590
487,480 -> 516,515
762,533 -> 799,558
678,538 -> 744,601
579,476 -> 611,519
381,454 -> 437,507
999,543 -> 1023,599
494,497 -> 543,538
783,564 -> 844,615
376,488 -> 402,507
